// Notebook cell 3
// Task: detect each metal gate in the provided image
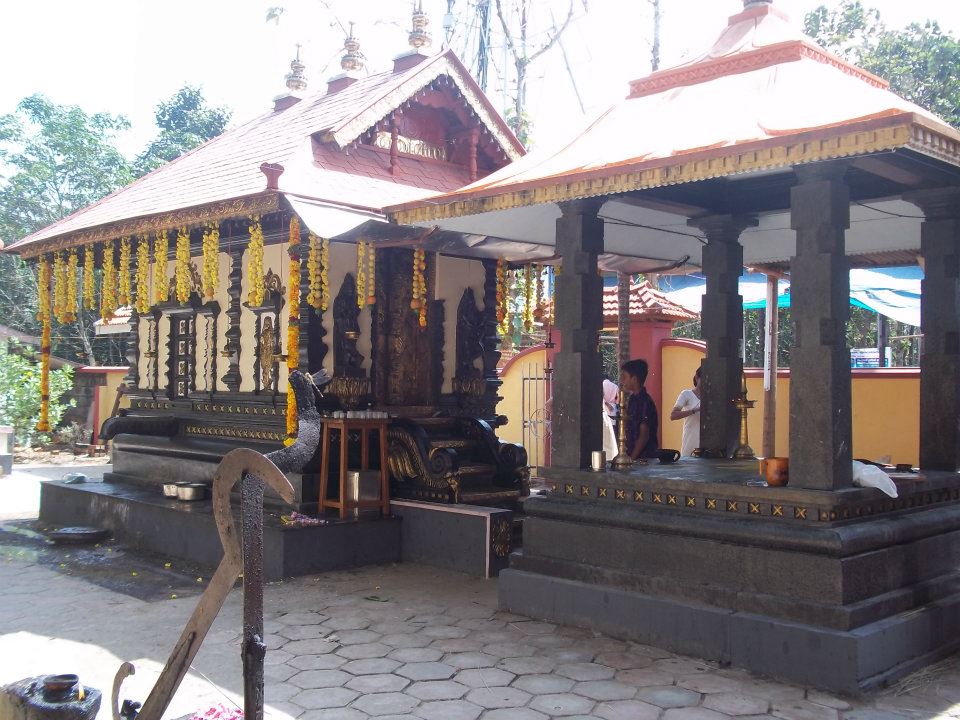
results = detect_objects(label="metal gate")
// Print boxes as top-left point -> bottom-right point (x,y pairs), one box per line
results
521,361 -> 553,472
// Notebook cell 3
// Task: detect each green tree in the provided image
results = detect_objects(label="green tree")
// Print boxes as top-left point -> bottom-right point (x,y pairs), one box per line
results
133,85 -> 231,176
805,1 -> 960,128
0,95 -> 132,364
0,341 -> 74,445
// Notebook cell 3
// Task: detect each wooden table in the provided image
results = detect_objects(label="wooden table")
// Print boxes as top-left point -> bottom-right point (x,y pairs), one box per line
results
318,418 -> 391,519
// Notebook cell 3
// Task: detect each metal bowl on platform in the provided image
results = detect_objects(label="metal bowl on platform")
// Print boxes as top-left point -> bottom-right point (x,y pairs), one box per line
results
176,483 -> 208,501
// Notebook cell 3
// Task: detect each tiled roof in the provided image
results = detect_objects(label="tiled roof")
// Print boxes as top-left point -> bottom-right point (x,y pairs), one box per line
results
602,280 -> 697,323
7,49 -> 521,258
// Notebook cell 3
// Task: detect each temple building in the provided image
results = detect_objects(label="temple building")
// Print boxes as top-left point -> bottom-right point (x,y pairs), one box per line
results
5,19 -> 541,577
388,0 -> 960,694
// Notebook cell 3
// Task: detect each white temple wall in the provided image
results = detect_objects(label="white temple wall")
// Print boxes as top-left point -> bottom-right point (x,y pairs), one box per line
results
435,256 -> 486,394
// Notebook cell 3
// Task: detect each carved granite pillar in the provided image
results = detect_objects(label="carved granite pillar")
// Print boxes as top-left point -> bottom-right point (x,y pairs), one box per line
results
124,308 -> 140,389
789,164 -> 852,489
221,245 -> 245,392
905,187 -> 960,471
552,199 -> 604,469
688,214 -> 756,455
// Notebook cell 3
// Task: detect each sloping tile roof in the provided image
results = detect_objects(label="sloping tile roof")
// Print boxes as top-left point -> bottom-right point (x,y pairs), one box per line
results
389,2 -> 960,224
602,280 -> 697,323
7,49 -> 522,258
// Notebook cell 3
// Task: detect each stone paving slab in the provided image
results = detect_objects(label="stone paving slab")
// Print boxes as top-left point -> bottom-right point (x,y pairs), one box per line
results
2,487 -> 960,720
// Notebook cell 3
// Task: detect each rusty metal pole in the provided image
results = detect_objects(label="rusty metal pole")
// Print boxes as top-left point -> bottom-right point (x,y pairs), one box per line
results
242,471 -> 266,720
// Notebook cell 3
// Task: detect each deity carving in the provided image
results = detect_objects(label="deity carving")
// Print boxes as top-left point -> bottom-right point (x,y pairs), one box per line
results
455,288 -> 484,381
258,316 -> 276,390
333,273 -> 365,376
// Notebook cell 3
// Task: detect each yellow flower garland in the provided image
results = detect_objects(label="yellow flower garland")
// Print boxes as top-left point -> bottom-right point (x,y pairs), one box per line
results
247,215 -> 265,306
533,263 -> 544,322
101,240 -> 117,323
411,248 -> 427,328
65,249 -> 78,323
306,232 -> 325,311
118,237 -> 132,307
135,234 -> 151,314
83,246 -> 95,310
320,237 -> 330,311
175,227 -> 191,304
36,256 -> 52,432
153,229 -> 169,304
285,225 -> 302,445
202,222 -> 220,299
356,240 -> 367,308
52,251 -> 66,323
496,258 -> 509,334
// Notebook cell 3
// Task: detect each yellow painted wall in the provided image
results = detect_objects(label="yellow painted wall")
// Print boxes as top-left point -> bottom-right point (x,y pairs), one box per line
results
659,342 -> 919,466
497,348 -> 549,468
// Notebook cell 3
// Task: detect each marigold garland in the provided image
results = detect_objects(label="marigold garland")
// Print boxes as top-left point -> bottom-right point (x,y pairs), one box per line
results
356,240 -> 367,309
411,247 -> 428,328
523,263 -> 534,332
306,233 -> 322,311
52,251 -> 66,324
247,215 -> 265,306
36,256 -> 52,432
118,237 -> 132,307
135,234 -> 151,314
285,236 -> 302,446
533,263 -> 544,322
153,229 -> 169,304
101,240 -> 117,323
320,237 -> 330,310
496,258 -> 509,335
65,249 -> 78,323
83,246 -> 95,310
201,222 -> 220,299
175,227 -> 191,304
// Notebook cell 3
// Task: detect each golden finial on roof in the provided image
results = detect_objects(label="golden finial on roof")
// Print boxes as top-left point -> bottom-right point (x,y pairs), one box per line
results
409,1 -> 432,50
743,0 -> 772,7
341,23 -> 365,72
285,44 -> 308,92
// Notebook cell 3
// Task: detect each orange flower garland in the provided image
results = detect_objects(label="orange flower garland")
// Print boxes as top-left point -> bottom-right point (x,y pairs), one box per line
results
65,249 -> 78,323
246,215 -> 265,306
523,263 -> 534,332
135,235 -> 151,314
175,227 -> 191,304
410,248 -> 428,328
36,256 -> 52,432
52,251 -> 66,323
118,237 -> 132,306
533,263 -> 544,322
202,222 -> 220,299
100,240 -> 117,323
356,240 -> 367,308
153,229 -> 169,304
367,242 -> 376,306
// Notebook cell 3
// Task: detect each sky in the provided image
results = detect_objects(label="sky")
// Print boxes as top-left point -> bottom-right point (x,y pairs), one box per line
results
2,0 -> 959,158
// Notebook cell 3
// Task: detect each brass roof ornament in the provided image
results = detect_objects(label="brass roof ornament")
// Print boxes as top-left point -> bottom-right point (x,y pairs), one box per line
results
409,1 -> 432,50
285,44 -> 308,92
341,23 -> 365,73
743,0 -> 773,7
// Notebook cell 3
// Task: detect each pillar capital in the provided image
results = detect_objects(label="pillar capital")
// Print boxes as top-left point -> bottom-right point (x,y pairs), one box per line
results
688,214 -> 758,243
903,186 -> 960,220
793,160 -> 849,185
558,197 -> 605,218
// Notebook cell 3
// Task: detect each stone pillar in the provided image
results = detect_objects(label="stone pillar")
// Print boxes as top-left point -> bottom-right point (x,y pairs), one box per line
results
789,164 -> 852,489
905,187 -> 960,471
552,199 -> 604,468
688,214 -> 756,455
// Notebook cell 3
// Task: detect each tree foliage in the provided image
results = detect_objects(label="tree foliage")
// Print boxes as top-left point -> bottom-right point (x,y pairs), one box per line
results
0,341 -> 74,445
805,1 -> 960,128
133,85 -> 231,176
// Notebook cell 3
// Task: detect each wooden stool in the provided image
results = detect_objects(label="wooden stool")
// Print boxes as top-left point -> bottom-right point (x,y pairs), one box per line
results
318,418 -> 391,519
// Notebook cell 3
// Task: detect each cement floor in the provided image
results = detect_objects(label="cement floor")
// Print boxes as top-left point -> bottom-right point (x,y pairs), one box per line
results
2,468 -> 960,720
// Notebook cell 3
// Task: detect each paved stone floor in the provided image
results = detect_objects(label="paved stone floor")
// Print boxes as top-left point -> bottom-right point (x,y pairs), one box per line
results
2,469 -> 960,720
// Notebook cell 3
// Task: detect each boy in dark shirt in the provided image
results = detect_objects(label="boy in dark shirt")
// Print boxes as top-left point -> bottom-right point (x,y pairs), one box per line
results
620,358 -> 659,460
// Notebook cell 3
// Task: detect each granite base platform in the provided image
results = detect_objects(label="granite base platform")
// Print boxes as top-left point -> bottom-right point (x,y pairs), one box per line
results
499,459 -> 960,695
39,480 -> 400,581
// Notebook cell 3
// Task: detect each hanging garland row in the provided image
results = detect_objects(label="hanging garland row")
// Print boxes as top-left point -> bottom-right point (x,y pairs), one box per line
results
247,215 -> 265,306
65,249 -> 78,323
174,227 -> 191,304
153,229 -> 169,304
285,216 -> 302,445
367,241 -> 376,306
306,232 -> 329,312
533,263 -> 545,322
411,247 -> 427,328
100,239 -> 117,322
35,257 -> 52,432
522,263 -> 534,333
52,251 -> 67,324
201,223 -> 220,299
356,240 -> 367,308
83,246 -> 95,310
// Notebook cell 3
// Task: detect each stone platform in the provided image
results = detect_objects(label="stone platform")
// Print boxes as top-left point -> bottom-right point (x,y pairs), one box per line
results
499,458 -> 960,695
39,480 -> 401,581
